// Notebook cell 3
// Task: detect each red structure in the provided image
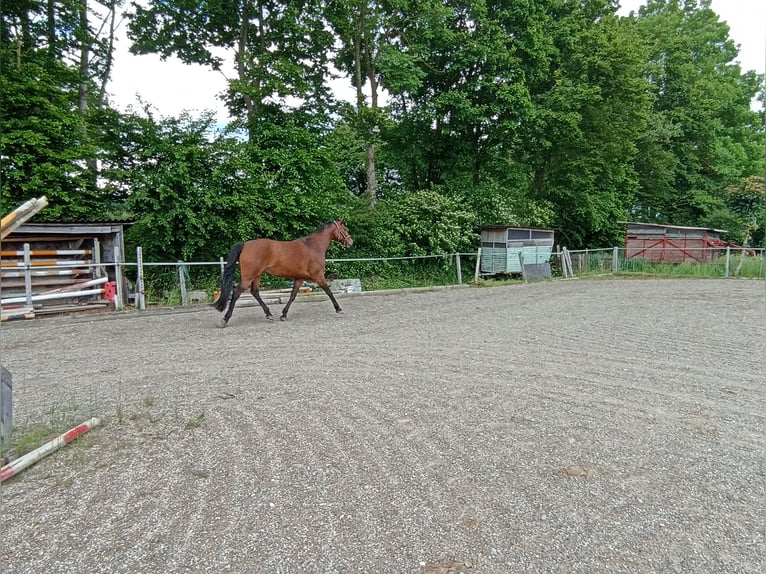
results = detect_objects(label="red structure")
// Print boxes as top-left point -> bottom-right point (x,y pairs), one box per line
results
622,222 -> 729,264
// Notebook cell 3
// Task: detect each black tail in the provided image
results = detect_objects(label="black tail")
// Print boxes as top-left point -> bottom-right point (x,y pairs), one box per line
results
213,242 -> 244,312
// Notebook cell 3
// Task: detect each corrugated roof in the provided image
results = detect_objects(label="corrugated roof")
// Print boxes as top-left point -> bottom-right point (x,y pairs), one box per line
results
619,222 -> 727,234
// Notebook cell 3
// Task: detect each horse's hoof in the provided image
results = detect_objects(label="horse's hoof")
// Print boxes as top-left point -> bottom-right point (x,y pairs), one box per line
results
266,315 -> 275,321
218,320 -> 228,329
280,315 -> 288,321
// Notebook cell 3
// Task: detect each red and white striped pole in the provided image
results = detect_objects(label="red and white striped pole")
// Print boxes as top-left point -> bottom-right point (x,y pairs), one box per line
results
1,417 -> 101,482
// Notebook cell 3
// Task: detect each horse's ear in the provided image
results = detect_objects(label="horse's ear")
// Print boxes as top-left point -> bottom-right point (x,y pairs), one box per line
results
338,217 -> 344,223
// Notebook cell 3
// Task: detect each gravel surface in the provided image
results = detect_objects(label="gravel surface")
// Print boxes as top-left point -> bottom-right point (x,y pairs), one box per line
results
1,278 -> 764,574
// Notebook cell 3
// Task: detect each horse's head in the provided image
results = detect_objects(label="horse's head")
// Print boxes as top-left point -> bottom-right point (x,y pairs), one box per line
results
333,218 -> 353,247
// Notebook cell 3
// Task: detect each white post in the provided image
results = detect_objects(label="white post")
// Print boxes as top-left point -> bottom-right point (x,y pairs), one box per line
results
613,246 -> 619,273
474,248 -> 482,283
178,264 -> 188,305
725,246 -> 731,278
1,366 -> 12,460
93,237 -> 103,278
518,252 -> 527,283
455,253 -> 462,284
113,245 -> 124,311
567,249 -> 575,278
136,247 -> 146,309
23,243 -> 33,306
561,247 -> 569,278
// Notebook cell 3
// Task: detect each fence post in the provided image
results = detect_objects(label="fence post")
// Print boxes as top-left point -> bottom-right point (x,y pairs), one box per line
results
725,246 -> 731,278
178,263 -> 188,305
136,247 -> 146,310
612,247 -> 619,273
1,365 -> 12,462
474,248 -> 482,283
93,237 -> 103,278
113,245 -> 124,310
455,253 -> 462,284
518,252 -> 527,283
23,243 -> 32,307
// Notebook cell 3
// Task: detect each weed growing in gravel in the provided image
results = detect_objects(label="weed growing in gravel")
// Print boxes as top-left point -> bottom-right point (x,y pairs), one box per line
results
189,468 -> 209,479
184,413 -> 205,430
11,401 -> 98,457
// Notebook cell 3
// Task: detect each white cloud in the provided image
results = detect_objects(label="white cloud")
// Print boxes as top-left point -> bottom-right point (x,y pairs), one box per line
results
617,0 -> 765,75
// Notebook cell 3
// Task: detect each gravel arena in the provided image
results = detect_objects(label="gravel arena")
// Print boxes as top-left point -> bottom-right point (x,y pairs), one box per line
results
0,278 -> 764,574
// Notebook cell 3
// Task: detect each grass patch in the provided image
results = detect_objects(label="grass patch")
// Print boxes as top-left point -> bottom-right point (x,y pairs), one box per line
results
184,412 -> 205,430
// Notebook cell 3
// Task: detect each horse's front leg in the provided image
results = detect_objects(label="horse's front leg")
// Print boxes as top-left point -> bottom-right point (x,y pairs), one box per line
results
280,280 -> 304,321
319,284 -> 343,314
251,284 -> 274,320
220,284 -> 243,328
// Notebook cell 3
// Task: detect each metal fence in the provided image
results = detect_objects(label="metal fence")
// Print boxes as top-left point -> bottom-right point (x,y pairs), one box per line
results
556,246 -> 766,279
2,244 -> 764,315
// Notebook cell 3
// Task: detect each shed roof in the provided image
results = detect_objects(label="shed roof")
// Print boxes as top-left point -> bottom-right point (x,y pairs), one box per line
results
619,222 -> 727,234
8,222 -> 132,236
479,225 -> 555,232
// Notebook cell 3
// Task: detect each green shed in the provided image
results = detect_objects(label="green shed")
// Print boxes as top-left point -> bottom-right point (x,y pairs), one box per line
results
479,226 -> 555,276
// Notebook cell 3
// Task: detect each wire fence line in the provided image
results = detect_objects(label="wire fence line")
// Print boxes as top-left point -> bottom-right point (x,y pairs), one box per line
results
3,244 -> 764,314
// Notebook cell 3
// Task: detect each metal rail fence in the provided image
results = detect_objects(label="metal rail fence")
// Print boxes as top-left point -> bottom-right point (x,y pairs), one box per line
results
3,245 -> 764,314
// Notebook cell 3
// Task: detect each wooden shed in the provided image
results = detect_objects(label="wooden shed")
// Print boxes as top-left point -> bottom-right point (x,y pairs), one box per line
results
479,226 -> 555,276
622,222 -> 728,264
1,222 -> 129,319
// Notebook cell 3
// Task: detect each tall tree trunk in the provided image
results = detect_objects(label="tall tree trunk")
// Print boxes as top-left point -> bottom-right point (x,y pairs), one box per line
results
97,0 -> 118,108
238,0 -> 254,137
77,0 -> 98,188
47,0 -> 56,61
362,3 -> 379,207
78,0 -> 89,116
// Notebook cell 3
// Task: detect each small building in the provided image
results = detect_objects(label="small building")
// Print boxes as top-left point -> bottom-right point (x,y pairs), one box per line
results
479,226 -> 555,277
1,222 -> 129,319
622,222 -> 728,264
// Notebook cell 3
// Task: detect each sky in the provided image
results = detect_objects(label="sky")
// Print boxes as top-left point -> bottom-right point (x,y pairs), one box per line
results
107,1 -> 766,122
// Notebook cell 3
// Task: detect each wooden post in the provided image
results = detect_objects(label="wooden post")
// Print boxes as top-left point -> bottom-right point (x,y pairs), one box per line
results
113,245 -> 124,310
474,248 -> 482,283
23,243 -> 32,307
93,238 -> 103,278
136,247 -> 146,309
178,264 -> 188,305
455,253 -> 462,284
561,247 -> 569,278
1,365 -> 12,461
518,252 -> 527,283
567,249 -> 575,278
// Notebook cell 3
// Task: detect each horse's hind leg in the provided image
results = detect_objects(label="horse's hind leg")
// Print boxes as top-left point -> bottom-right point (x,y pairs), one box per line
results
251,281 -> 274,320
220,284 -> 243,328
280,280 -> 304,321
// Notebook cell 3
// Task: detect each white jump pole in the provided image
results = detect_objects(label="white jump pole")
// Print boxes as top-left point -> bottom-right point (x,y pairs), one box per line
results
1,288 -> 106,306
0,417 -> 101,482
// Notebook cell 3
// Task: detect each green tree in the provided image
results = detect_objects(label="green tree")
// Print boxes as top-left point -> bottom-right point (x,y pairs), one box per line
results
631,0 -> 764,227
97,109 -> 356,261
128,0 -> 336,137
1,0 -> 123,219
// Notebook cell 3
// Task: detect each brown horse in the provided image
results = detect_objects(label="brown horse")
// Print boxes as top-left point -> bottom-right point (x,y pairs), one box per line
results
213,219 -> 353,327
